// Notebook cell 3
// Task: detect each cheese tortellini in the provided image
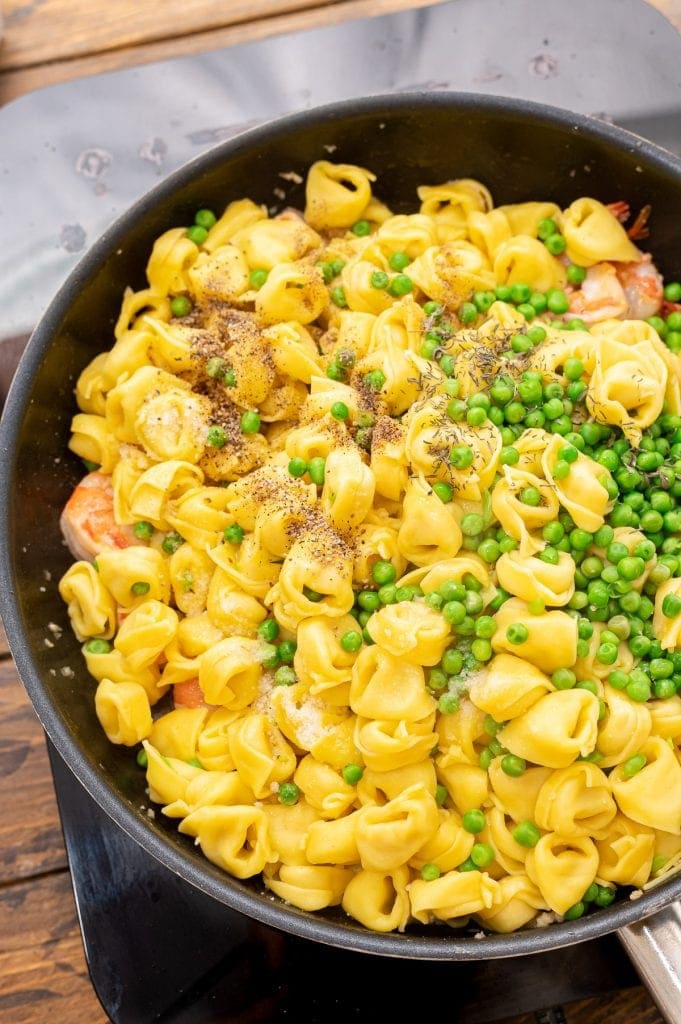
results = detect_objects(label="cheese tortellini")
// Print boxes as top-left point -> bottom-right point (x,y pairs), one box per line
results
59,159 -> 681,937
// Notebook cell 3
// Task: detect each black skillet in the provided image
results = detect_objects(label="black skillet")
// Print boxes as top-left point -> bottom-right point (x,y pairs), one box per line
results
1,92 -> 680,1018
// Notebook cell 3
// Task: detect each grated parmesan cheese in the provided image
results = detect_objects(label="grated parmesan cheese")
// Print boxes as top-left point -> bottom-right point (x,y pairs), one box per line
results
533,911 -> 560,928
276,687 -> 333,748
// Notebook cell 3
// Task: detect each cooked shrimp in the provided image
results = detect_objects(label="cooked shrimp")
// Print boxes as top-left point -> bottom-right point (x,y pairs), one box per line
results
606,200 -> 630,223
566,255 -> 663,324
566,263 -> 628,323
173,678 -> 207,709
60,470 -> 136,561
606,201 -> 651,240
617,254 -> 663,319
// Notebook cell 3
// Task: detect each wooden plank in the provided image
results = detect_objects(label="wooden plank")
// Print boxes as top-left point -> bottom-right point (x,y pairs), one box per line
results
0,618 -> 9,658
2,0 -> 679,77
500,988 -> 665,1024
563,989 -> 665,1024
0,872 -> 107,1024
0,660 -> 67,883
0,0 -> 439,102
0,0 -> 335,69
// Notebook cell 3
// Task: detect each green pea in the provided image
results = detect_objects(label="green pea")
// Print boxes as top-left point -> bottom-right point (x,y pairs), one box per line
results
594,885 -> 616,907
274,666 -> 297,687
326,361 -> 345,381
517,378 -> 543,405
649,657 -> 674,679
278,781 -> 300,805
545,233 -> 567,255
622,753 -> 647,778
277,640 -> 297,664
169,293 -> 192,318
464,591 -> 484,615
467,406 -> 488,427
654,678 -> 677,699
427,669 -> 448,691
357,590 -> 380,612
479,748 -> 494,770
133,520 -> 154,541
85,638 -> 112,654
520,486 -> 541,507
662,594 -> 681,618
433,784 -> 448,808
186,224 -> 208,245
440,580 -> 467,602
240,410 -> 261,435
483,715 -> 503,738
552,668 -> 576,690
470,843 -> 495,868
340,630 -> 362,653
546,288 -> 569,314
341,764 -> 364,786
307,457 -> 326,485
461,513 -> 485,537
471,639 -> 493,662
512,821 -> 541,847
258,619 -> 280,643
567,264 -> 587,285
563,902 -> 585,921
443,600 -> 467,625
194,208 -> 216,229
370,561 -> 396,587
207,425 -> 228,448
592,525 -> 614,549
352,219 -> 372,237
626,678 -> 651,702
260,643 -> 280,670
462,809 -> 486,834
506,622 -> 529,645
441,649 -> 463,676
370,270 -> 390,289
450,444 -> 474,469
162,531 -> 184,554
428,482 -> 453,507
570,528 -> 593,551
388,274 -> 413,297
477,538 -> 500,563
608,670 -> 629,690
438,692 -> 460,715
249,268 -> 269,289
501,754 -> 526,777
330,401 -> 350,421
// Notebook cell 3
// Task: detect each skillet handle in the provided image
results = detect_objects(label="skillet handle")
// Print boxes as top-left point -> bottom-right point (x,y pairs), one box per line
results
618,902 -> 681,1023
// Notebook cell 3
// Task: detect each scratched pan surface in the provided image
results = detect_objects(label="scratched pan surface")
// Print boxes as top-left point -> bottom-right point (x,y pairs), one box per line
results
2,92 -> 681,959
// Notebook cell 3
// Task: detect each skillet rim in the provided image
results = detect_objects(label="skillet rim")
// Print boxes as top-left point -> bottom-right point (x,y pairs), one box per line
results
2,89 -> 681,959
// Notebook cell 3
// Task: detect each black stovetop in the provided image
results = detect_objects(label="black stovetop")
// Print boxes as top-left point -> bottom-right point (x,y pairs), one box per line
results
9,0 -> 681,1019
49,745 -> 638,1024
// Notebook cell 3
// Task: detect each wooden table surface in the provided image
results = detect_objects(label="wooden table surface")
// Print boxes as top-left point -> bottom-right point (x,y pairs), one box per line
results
1,1 -> 681,1022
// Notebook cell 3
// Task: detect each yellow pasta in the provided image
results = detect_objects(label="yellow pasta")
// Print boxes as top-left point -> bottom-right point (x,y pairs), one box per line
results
58,159 -> 681,937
